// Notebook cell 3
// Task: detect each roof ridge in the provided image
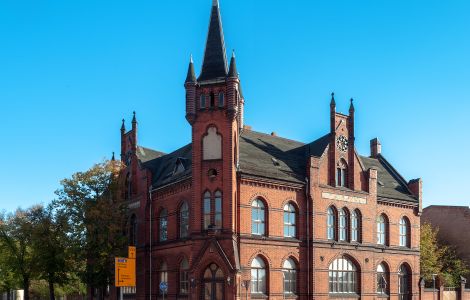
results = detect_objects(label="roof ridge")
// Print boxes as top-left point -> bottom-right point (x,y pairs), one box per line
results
243,129 -> 306,145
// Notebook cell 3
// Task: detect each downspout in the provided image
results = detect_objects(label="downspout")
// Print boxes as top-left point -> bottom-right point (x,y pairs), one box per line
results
148,185 -> 156,300
305,176 -> 310,299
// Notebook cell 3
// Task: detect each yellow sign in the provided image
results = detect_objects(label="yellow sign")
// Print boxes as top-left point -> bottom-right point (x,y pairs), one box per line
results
115,257 -> 136,287
128,246 -> 136,259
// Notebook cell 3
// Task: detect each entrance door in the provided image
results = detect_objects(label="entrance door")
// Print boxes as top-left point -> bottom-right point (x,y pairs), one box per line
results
202,264 -> 224,300
398,265 -> 411,300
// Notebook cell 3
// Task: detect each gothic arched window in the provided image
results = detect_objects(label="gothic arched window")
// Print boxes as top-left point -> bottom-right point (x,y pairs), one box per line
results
200,94 -> 206,109
180,202 -> 189,238
377,263 -> 389,296
159,209 -> 168,242
214,190 -> 222,228
336,159 -> 348,188
377,214 -> 388,245
283,203 -> 296,238
283,258 -> 297,295
398,264 -> 411,300
399,217 -> 411,247
327,206 -> 336,240
218,92 -> 224,107
251,257 -> 267,295
339,208 -> 348,242
203,191 -> 211,230
351,209 -> 361,243
251,199 -> 266,236
179,258 -> 189,295
329,256 -> 358,294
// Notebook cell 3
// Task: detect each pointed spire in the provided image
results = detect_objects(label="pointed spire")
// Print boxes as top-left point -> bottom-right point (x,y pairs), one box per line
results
111,152 -> 115,161
330,92 -> 336,107
349,98 -> 355,112
198,0 -> 228,81
132,111 -> 137,124
228,50 -> 238,78
121,119 -> 126,132
185,54 -> 197,83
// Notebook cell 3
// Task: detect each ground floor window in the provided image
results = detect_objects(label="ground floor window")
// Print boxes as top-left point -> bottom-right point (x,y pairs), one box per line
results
328,256 -> 358,295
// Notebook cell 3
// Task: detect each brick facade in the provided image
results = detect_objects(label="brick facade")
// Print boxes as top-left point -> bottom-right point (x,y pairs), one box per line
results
115,1 -> 422,300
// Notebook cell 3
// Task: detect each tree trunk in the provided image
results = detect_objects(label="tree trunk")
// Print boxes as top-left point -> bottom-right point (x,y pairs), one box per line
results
23,277 -> 30,300
48,278 -> 55,300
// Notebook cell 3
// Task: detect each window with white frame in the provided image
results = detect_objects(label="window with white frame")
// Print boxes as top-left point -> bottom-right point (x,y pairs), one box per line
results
339,208 -> 347,241
377,214 -> 387,245
251,257 -> 267,295
377,263 -> 388,295
283,258 -> 297,295
327,207 -> 336,240
351,210 -> 359,242
328,257 -> 358,294
399,217 -> 410,247
283,203 -> 296,238
251,199 -> 265,235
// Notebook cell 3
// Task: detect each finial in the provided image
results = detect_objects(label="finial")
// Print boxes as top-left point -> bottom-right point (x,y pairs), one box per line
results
232,49 -> 236,58
330,92 -> 336,106
111,152 -> 115,161
349,98 -> 355,112
121,119 -> 125,131
132,111 -> 137,123
190,54 -> 193,64
213,0 -> 219,7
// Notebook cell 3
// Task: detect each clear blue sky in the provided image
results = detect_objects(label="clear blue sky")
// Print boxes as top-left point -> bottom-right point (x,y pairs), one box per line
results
1,0 -> 469,213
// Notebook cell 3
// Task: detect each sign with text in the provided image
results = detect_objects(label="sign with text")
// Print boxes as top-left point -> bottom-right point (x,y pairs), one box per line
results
115,257 -> 136,287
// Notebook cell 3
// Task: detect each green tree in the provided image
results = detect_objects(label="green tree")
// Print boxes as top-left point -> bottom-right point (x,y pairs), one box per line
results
0,241 -> 19,300
420,222 -> 443,282
0,208 -> 39,300
440,244 -> 469,286
53,160 -> 128,299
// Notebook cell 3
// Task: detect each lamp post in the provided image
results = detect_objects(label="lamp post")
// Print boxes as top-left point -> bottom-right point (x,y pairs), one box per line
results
241,280 -> 250,300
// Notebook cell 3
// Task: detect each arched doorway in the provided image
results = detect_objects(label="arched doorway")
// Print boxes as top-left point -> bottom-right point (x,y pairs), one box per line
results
398,264 -> 411,300
202,264 -> 224,300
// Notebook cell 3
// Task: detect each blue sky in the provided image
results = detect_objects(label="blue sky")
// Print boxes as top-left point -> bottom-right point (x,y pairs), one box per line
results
1,0 -> 469,212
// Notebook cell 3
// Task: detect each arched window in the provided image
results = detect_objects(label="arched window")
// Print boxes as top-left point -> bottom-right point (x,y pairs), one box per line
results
179,258 -> 189,295
283,258 -> 297,295
329,256 -> 358,294
159,209 -> 168,242
251,199 -> 266,236
351,209 -> 360,243
398,264 -> 411,300
200,94 -> 206,109
251,257 -> 267,295
214,191 -> 222,229
218,92 -> 224,107
399,217 -> 410,247
339,208 -> 348,242
203,192 -> 211,230
129,214 -> 137,246
159,262 -> 168,295
283,203 -> 296,238
180,202 -> 189,238
125,173 -> 131,200
203,264 -> 224,300
336,159 -> 348,188
327,207 -> 336,240
377,214 -> 388,245
377,263 -> 389,295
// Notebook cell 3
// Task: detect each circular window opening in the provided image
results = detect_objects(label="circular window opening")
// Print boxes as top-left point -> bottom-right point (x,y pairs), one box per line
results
208,169 -> 218,179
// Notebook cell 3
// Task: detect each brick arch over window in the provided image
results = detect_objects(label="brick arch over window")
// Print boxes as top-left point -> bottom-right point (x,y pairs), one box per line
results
203,126 -> 222,160
328,254 -> 361,295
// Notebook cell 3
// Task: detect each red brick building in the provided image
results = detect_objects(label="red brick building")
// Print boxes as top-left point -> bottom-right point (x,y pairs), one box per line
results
119,1 -> 422,299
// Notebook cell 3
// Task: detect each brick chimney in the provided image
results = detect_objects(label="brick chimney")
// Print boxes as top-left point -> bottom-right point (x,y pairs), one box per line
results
370,138 -> 381,158
408,178 -> 423,215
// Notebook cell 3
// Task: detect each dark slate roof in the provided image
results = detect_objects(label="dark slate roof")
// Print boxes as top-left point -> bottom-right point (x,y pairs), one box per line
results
185,60 -> 196,83
360,155 -> 417,203
139,130 -> 417,203
198,2 -> 228,82
239,130 -> 307,184
228,55 -> 238,78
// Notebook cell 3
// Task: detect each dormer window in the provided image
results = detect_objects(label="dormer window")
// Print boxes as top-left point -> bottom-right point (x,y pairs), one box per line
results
173,158 -> 186,176
336,159 -> 348,188
200,94 -> 206,109
218,92 -> 224,107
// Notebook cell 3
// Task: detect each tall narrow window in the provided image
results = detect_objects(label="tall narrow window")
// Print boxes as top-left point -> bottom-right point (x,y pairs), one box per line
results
283,258 -> 297,295
218,92 -> 224,107
377,214 -> 387,245
203,192 -> 211,229
200,94 -> 206,109
210,92 -> 215,108
336,159 -> 348,187
251,257 -> 267,295
159,209 -> 168,242
327,207 -> 336,240
339,208 -> 347,241
125,173 -> 131,200
399,217 -> 410,247
398,264 -> 411,300
377,263 -> 389,296
160,262 -> 168,295
351,210 -> 360,243
328,256 -> 358,294
214,191 -> 222,228
283,203 -> 296,238
179,258 -> 189,295
251,199 -> 265,235
180,202 -> 189,238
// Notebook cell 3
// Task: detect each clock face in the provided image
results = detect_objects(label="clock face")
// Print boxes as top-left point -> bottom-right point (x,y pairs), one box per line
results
337,135 -> 348,152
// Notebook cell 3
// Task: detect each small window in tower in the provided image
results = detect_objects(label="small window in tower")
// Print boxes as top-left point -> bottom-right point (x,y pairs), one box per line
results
210,92 -> 215,108
200,94 -> 206,109
218,92 -> 224,107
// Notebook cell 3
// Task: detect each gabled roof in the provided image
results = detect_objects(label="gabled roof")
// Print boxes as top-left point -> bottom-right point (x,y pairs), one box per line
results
360,155 -> 417,203
139,130 -> 417,203
198,1 -> 228,82
136,146 -> 165,164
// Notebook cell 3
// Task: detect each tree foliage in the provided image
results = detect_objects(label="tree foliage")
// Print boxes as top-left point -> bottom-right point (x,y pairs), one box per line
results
421,222 -> 470,287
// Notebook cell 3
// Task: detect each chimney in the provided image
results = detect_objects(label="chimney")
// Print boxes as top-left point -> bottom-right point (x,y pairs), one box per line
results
243,125 -> 252,131
370,138 -> 381,158
271,132 -> 277,137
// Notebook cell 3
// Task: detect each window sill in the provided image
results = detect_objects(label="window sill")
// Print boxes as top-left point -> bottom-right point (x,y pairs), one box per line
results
283,293 -> 298,299
329,293 -> 360,298
377,294 -> 389,298
250,293 -> 268,299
